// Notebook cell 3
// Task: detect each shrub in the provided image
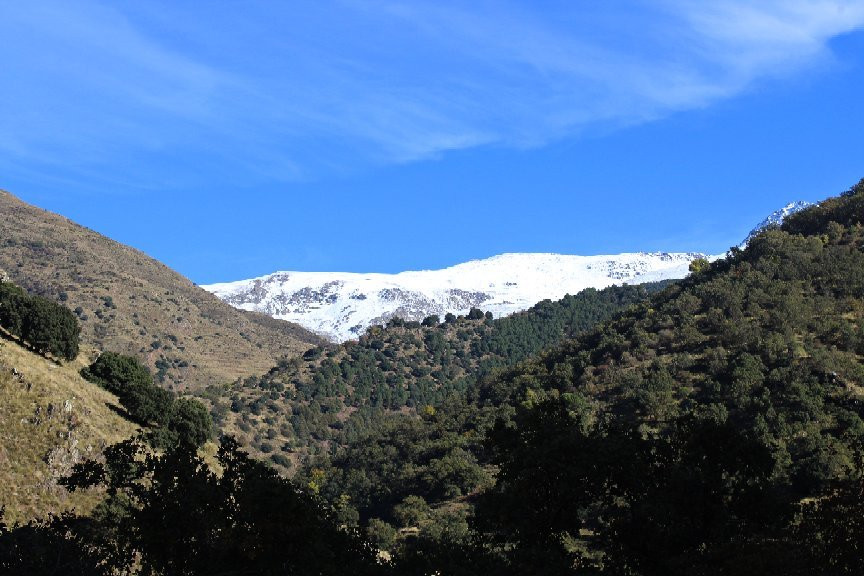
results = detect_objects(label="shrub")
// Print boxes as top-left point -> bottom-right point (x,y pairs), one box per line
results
82,352 -> 171,426
82,351 -> 153,395
467,308 -> 485,320
0,281 -> 79,360
166,397 -> 213,448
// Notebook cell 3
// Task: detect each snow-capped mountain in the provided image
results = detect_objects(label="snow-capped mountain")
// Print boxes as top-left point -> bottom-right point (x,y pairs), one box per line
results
203,252 -> 707,342
740,201 -> 814,247
203,203 -> 814,343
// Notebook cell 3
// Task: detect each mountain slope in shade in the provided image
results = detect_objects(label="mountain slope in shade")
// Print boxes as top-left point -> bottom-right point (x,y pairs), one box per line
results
0,190 -> 322,390
203,251 -> 707,342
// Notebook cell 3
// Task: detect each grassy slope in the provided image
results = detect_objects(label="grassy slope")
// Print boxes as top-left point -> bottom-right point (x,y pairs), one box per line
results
0,338 -> 138,524
0,190 -> 322,391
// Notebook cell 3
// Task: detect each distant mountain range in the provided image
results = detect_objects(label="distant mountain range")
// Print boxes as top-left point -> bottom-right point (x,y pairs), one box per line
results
203,252 -> 705,342
203,202 -> 812,342
0,187 -> 809,353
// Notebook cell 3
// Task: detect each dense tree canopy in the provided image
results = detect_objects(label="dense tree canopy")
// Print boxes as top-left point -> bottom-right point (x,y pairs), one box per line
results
82,351 -> 212,448
204,280 -> 672,546
0,280 -> 79,360
1,437 -> 384,576
470,180 -> 864,574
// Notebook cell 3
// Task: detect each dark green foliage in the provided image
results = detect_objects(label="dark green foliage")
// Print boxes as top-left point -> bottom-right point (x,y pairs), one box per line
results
0,279 -> 79,360
0,513 -> 105,576
467,307 -> 485,320
422,314 -> 440,327
167,398 -> 213,448
124,382 -> 174,428
215,280 -> 673,550
226,281 -> 671,457
796,451 -> 864,575
82,351 -> 212,447
81,350 -> 153,395
149,397 -> 214,449
301,403 -> 493,525
782,177 -> 864,237
82,351 -> 172,426
470,184 -> 864,574
2,437 -> 384,576
689,256 -> 709,274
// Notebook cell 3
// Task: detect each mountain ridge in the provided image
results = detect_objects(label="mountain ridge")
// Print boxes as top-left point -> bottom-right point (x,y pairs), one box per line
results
204,251 -> 707,342
0,190 -> 323,390
740,200 -> 814,247
204,202 -> 811,343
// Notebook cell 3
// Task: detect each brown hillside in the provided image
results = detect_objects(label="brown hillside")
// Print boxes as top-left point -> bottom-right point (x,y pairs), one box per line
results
0,190 -> 322,390
0,339 -> 138,524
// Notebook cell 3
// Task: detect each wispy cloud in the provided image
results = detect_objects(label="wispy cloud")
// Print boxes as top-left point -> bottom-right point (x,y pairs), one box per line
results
1,0 -> 862,188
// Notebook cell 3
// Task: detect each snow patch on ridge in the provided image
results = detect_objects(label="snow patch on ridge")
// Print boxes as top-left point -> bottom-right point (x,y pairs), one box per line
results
740,201 -> 813,248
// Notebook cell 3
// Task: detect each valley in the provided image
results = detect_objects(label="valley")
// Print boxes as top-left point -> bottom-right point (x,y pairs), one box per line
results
1,183 -> 862,576
2,4 -> 861,573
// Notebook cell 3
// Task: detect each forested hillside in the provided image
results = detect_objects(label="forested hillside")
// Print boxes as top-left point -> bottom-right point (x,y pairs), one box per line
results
465,178 -> 864,574
219,180 -> 864,574
204,281 -> 672,474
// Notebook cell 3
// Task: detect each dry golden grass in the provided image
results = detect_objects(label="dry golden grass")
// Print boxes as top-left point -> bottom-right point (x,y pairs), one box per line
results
0,189 -> 323,391
0,339 -> 138,525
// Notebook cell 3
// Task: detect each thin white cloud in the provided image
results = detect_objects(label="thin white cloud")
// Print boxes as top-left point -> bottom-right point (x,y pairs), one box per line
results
670,1 -> 864,78
1,0 -> 862,187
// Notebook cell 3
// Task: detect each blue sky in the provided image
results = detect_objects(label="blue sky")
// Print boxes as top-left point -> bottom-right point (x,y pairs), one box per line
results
2,1 -> 863,283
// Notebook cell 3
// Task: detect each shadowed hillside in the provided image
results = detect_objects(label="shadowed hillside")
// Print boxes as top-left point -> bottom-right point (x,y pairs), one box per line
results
0,190 -> 322,390
465,179 -> 864,574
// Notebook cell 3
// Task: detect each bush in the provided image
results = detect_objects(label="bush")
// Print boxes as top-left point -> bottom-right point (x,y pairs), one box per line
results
0,281 -> 79,360
82,351 -> 212,448
82,351 -> 153,395
366,518 -> 397,550
166,397 -> 213,448
82,352 -> 171,427
467,308 -> 485,320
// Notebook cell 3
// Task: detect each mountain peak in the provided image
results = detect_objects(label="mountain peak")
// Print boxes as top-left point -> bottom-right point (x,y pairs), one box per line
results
203,203 -> 817,343
740,200 -> 814,247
